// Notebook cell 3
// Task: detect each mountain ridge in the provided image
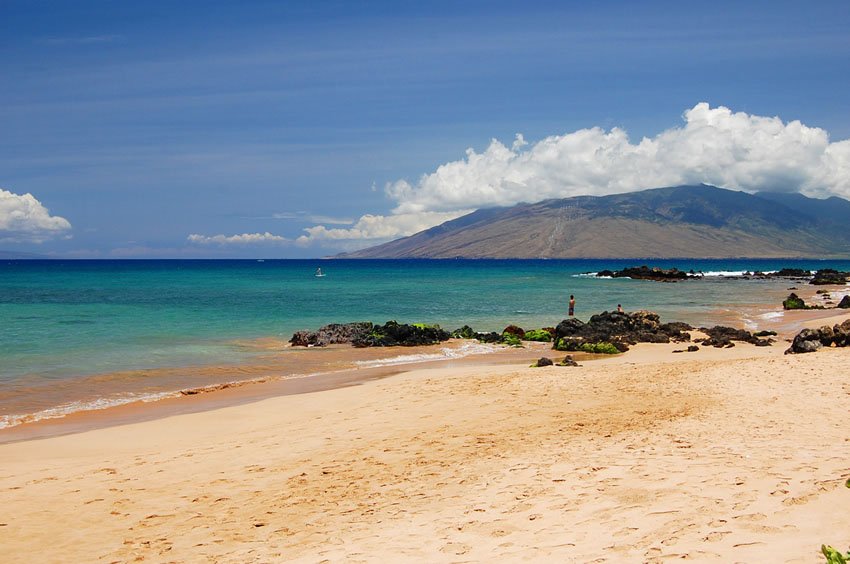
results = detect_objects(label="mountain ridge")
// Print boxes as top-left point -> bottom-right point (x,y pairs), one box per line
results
340,185 -> 850,259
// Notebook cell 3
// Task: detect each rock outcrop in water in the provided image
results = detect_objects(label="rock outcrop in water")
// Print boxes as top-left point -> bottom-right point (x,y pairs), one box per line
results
838,295 -> 850,309
773,268 -> 812,278
785,319 -> 850,354
596,266 -> 699,282
810,269 -> 850,285
782,293 -> 811,310
291,312 -> 782,353
290,321 -> 452,347
552,310 -> 693,353
351,321 -> 451,347
289,322 -> 373,347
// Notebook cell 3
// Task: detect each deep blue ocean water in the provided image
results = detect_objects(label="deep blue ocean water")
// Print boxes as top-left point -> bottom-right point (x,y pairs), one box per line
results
2,258 -> 849,427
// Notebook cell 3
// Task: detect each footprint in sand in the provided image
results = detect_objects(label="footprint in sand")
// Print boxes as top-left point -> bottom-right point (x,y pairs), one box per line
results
645,547 -> 663,558
612,527 -> 639,538
743,524 -> 785,534
440,542 -> 471,555
733,541 -> 766,548
732,512 -> 766,522
703,530 -> 732,542
783,493 -> 816,506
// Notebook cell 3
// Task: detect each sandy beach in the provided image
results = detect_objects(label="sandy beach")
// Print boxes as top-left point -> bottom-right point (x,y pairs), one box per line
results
2,310 -> 849,562
7,2 -> 850,560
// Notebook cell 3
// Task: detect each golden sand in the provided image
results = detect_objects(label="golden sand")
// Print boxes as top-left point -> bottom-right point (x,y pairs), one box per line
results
2,314 -> 850,562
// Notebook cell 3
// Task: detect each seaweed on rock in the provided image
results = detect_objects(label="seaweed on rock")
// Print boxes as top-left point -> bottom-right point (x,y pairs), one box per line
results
552,310 -> 693,353
351,321 -> 451,347
523,329 -> 554,342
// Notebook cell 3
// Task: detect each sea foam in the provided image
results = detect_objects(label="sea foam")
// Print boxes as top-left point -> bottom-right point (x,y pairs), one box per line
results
354,342 -> 499,368
700,270 -> 779,277
0,391 -> 180,430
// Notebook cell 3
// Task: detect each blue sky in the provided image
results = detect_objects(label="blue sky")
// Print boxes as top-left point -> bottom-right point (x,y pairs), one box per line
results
2,0 -> 850,257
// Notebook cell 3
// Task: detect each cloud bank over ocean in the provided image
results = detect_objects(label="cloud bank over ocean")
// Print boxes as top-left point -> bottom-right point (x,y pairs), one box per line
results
290,103 -> 850,248
0,189 -> 71,243
187,232 -> 289,245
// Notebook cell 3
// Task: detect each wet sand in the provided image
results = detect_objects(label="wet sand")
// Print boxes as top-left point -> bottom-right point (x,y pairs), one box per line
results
0,341 -> 554,444
1,308 -> 849,562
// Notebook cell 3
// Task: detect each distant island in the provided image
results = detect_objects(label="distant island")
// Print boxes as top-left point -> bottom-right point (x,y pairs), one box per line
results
339,184 -> 850,259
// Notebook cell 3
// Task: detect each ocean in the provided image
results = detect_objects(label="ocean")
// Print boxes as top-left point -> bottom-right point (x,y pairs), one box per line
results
2,258 -> 849,429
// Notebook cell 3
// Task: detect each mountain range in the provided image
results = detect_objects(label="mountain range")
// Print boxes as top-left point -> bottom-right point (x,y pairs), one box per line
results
340,185 -> 850,258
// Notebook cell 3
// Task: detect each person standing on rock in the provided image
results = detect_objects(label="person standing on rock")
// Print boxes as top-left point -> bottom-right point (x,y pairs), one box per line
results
568,295 -> 575,317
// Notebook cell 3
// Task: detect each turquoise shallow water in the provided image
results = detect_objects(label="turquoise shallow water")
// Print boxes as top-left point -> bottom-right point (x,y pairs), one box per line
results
2,258 -> 849,426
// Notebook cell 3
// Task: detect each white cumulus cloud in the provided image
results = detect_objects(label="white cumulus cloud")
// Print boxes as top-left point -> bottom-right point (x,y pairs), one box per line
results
187,232 -> 289,245
297,103 -> 850,248
270,211 -> 353,225
0,189 -> 72,242
295,211 -> 469,247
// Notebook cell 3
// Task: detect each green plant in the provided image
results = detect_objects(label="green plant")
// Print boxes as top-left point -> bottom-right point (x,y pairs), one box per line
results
500,333 -> 523,347
451,325 -> 476,339
577,342 -> 620,354
820,478 -> 850,563
553,338 -> 620,354
822,545 -> 849,564
553,337 -> 576,351
783,294 -> 807,310
523,329 -> 553,342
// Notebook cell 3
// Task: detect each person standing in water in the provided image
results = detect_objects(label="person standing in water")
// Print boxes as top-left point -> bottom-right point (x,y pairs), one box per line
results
568,294 -> 575,317
617,304 -> 623,313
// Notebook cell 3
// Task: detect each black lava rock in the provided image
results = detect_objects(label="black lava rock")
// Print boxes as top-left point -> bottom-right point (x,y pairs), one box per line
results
290,322 -> 373,347
559,355 -> 580,367
810,269 -> 850,285
785,319 -> 850,353
596,265 -> 699,282
699,326 -> 774,348
352,321 -> 451,347
451,325 -> 476,339
553,310 -> 694,353
773,268 -> 812,278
